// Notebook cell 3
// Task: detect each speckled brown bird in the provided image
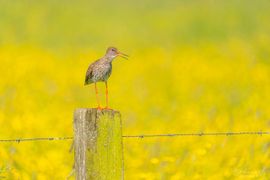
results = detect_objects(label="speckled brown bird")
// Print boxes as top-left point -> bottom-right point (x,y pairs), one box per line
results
85,47 -> 128,109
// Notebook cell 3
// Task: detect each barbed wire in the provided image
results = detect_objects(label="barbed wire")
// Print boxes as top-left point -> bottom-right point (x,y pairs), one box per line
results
122,131 -> 270,138
0,131 -> 269,143
0,137 -> 73,143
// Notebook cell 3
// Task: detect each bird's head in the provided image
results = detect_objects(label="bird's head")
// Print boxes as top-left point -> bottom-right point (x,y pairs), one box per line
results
105,47 -> 128,60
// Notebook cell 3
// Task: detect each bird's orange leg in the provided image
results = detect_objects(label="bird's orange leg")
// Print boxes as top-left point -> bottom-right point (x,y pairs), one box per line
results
105,81 -> 111,109
94,83 -> 101,109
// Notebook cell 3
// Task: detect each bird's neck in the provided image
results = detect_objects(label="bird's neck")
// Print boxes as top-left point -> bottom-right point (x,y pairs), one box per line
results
103,55 -> 115,63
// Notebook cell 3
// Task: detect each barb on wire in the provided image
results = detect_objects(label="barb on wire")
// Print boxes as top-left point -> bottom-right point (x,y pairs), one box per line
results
0,131 -> 269,143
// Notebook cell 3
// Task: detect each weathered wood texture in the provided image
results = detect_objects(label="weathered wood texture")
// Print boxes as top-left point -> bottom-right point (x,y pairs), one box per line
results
74,108 -> 124,180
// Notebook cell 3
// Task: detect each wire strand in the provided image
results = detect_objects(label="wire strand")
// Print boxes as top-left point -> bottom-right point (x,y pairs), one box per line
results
0,131 -> 269,142
0,137 -> 73,143
122,131 -> 270,138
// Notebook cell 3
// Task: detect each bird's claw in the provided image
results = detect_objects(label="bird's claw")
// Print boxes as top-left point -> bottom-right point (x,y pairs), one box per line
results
104,106 -> 112,110
96,106 -> 112,110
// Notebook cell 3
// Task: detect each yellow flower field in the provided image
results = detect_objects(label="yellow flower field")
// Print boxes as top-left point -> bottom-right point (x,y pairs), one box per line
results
0,0 -> 270,179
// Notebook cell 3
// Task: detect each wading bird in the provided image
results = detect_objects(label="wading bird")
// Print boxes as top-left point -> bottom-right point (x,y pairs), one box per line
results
84,47 -> 128,109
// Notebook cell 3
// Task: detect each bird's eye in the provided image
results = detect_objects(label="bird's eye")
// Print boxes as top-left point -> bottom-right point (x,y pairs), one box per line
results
112,49 -> 115,52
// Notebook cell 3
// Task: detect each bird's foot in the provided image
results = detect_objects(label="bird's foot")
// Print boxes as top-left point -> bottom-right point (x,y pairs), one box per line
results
104,106 -> 113,110
96,106 -> 112,110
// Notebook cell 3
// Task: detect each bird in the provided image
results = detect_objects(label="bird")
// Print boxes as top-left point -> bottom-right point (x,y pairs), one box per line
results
84,47 -> 128,109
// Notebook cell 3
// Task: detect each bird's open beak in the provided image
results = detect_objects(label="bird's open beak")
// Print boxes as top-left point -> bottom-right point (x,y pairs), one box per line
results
117,51 -> 129,60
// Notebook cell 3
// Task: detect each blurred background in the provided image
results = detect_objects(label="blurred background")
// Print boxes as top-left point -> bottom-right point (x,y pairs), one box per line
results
0,0 -> 270,179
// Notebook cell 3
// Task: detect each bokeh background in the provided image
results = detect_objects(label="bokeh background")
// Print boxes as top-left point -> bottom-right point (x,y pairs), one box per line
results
1,0 -> 270,179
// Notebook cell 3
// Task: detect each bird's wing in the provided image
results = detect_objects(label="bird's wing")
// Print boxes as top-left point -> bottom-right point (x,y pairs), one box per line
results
84,59 -> 101,85
84,63 -> 94,85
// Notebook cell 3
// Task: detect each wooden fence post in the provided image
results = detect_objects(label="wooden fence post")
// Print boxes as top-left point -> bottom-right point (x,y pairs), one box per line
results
73,108 -> 124,180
